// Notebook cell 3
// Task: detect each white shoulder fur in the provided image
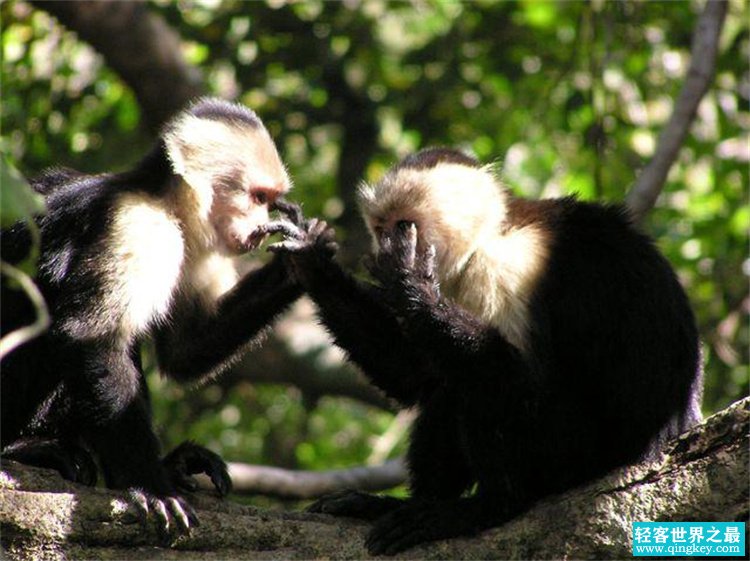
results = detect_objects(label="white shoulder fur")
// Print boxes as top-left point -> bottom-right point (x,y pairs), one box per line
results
103,192 -> 186,338
446,224 -> 549,353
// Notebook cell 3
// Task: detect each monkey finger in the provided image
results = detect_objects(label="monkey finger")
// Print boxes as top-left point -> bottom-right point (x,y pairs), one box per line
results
416,244 -> 438,279
393,223 -> 418,269
323,241 -> 339,256
267,240 -> 307,254
320,225 -> 337,242
272,199 -> 305,225
168,442 -> 232,497
209,464 -> 232,497
378,232 -> 394,256
257,220 -> 305,240
305,218 -> 321,236
394,220 -> 418,251
395,220 -> 417,235
310,219 -> 331,239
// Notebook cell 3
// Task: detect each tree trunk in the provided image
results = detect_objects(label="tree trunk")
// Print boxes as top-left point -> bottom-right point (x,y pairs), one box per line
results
1,398 -> 746,560
32,0 -> 205,131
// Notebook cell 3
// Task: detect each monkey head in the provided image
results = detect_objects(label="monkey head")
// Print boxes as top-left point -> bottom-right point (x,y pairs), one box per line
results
163,98 -> 291,255
357,147 -> 507,281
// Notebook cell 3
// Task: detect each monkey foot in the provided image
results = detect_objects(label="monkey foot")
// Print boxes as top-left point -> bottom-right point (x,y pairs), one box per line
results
2,437 -> 98,486
307,489 -> 404,521
365,503 -> 460,556
128,488 -> 199,541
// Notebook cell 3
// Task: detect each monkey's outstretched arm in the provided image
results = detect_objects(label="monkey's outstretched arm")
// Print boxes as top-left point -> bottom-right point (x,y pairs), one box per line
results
300,260 -> 426,405
154,257 -> 302,383
265,205 -> 429,406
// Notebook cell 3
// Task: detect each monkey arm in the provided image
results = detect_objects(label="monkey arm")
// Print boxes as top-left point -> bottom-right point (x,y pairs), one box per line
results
261,215 -> 428,404
153,256 -> 302,382
297,256 -> 430,406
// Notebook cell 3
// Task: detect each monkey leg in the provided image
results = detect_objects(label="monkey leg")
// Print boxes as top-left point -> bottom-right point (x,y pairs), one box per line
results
365,496 -> 490,555
2,436 -> 98,486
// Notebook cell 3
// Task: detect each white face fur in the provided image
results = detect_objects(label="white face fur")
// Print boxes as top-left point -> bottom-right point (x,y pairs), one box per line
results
359,162 -> 507,281
164,113 -> 291,255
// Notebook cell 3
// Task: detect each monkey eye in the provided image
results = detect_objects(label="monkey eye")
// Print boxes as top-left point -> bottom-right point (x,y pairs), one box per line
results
251,189 -> 269,205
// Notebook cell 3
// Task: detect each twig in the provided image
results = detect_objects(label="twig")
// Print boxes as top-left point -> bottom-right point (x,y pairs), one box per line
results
625,0 -> 728,222
367,409 -> 415,466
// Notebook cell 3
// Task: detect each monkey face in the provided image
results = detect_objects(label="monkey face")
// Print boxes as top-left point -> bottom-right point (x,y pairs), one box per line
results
165,107 -> 291,255
206,135 -> 290,255
210,181 -> 287,255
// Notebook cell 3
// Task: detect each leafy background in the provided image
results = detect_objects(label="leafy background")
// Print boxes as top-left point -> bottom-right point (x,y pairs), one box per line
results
1,0 -> 747,493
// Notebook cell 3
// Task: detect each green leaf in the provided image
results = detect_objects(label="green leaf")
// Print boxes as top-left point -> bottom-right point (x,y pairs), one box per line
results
0,156 -> 44,228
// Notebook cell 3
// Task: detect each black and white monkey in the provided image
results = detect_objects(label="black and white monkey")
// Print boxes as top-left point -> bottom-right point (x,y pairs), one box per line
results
0,98 -> 305,534
270,148 -> 703,555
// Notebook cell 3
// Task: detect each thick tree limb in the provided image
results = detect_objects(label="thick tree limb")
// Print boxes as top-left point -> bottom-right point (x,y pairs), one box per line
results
32,0 -> 205,130
625,0 -> 728,221
2,398 -> 746,560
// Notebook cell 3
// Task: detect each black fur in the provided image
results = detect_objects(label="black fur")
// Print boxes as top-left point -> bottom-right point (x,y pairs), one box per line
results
280,152 -> 702,555
1,99 -> 300,533
183,97 -> 263,129
391,146 -> 480,172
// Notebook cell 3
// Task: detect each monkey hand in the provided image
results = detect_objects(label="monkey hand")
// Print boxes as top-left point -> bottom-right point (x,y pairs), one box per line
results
369,221 -> 440,308
263,199 -> 338,285
163,441 -> 232,497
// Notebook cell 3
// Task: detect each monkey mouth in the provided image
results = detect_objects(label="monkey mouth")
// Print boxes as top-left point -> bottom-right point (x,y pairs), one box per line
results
243,227 -> 269,251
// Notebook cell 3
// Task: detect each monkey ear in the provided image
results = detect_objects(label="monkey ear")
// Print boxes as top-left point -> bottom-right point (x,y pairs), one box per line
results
163,116 -> 206,179
163,116 -> 216,217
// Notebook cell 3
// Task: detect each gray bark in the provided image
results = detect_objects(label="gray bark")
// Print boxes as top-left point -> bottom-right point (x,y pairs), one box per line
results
2,398 -> 747,560
224,459 -> 406,500
625,0 -> 728,221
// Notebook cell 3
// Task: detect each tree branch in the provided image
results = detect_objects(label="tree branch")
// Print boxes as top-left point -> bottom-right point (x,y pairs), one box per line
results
219,459 -> 406,499
31,0 -> 205,130
228,333 -> 396,413
2,398 -> 746,560
625,0 -> 728,221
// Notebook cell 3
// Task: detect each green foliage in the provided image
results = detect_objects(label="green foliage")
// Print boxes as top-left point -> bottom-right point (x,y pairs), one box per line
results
0,156 -> 43,228
0,156 -> 43,273
2,0 -> 747,481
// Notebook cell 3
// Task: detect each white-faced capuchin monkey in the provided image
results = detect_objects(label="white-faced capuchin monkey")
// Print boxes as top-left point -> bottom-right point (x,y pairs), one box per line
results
1,98 -> 305,535
268,147 -> 702,555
